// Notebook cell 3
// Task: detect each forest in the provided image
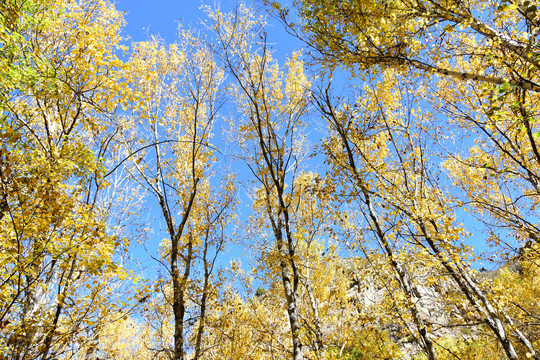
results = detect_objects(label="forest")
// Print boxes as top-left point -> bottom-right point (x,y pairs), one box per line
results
1,0 -> 539,359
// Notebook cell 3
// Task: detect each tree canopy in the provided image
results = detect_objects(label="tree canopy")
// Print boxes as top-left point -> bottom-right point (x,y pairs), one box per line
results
1,0 -> 539,359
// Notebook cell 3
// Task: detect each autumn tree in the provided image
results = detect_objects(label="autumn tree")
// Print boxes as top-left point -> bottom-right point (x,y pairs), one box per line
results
0,0 -> 135,358
273,0 -> 540,91
4,0 -> 540,359
207,5 -> 323,359
122,32 -> 235,360
203,240 -> 362,360
312,74 -> 447,360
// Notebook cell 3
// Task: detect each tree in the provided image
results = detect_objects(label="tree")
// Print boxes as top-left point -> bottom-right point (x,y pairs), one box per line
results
0,0 -> 133,358
276,0 -> 540,259
208,5 -> 321,358
314,74 -> 447,360
122,32 -> 235,360
274,0 -> 540,91
4,1 -> 540,359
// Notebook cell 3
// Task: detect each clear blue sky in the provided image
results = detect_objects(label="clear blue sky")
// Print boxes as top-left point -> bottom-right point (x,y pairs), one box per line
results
115,0 -> 206,43
114,0 -> 301,56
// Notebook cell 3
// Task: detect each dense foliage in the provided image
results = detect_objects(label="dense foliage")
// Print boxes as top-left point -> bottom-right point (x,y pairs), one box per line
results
1,0 -> 539,359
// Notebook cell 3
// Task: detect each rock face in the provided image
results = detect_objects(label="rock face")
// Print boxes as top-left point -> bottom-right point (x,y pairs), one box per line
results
338,257 -> 492,359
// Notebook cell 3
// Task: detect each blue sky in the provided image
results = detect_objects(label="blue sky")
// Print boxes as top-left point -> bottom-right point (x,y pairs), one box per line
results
114,0 -> 304,64
115,0 -> 204,43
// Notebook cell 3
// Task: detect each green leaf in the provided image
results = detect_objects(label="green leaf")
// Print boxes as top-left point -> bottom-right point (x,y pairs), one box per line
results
443,24 -> 454,32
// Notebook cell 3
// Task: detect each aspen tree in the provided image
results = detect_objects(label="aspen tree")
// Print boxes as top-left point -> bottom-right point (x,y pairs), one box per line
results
0,1 -> 133,358
123,32 -> 234,360
208,5 -> 313,359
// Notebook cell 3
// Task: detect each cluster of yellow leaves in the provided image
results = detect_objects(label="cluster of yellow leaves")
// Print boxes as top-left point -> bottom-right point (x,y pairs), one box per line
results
1,0 -> 134,358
